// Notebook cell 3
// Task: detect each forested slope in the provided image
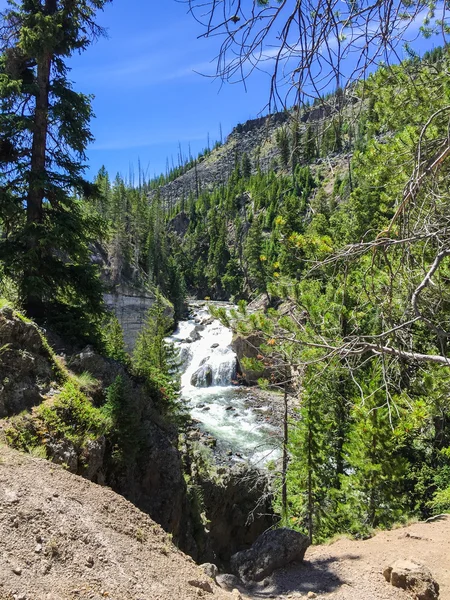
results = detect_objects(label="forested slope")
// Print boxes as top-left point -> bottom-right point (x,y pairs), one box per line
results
149,48 -> 449,542
28,47 -> 450,544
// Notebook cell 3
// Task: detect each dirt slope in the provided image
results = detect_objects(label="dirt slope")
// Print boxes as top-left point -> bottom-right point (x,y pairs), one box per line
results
0,445 -> 233,600
245,517 -> 450,600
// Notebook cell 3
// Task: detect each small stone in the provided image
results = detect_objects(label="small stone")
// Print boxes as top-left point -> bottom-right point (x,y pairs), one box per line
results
86,556 -> 94,568
216,574 -> 242,592
232,590 -> 242,600
35,543 -> 43,553
188,579 -> 214,593
307,593 -> 317,599
41,562 -> 52,575
200,563 -> 218,581
384,561 -> 439,600
5,491 -> 19,504
12,566 -> 22,575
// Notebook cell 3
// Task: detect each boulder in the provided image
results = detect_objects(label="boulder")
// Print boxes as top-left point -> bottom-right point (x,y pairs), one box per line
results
384,560 -> 439,600
191,365 -> 213,387
200,563 -> 219,582
187,327 -> 202,343
231,333 -> 287,385
216,574 -> 243,592
179,346 -> 193,369
230,528 -> 310,582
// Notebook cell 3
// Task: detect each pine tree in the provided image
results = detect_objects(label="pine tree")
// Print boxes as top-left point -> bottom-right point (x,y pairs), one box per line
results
132,292 -> 180,409
0,0 -> 110,333
244,216 -> 269,296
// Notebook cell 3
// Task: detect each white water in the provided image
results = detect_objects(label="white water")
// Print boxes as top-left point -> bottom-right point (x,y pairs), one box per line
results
169,302 -> 280,465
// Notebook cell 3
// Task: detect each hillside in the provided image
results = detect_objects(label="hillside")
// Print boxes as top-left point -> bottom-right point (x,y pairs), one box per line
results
0,444 -> 235,600
1,443 -> 448,600
148,102 -> 341,209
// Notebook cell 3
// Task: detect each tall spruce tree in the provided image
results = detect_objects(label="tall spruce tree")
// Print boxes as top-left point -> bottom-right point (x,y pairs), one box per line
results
0,0 -> 110,333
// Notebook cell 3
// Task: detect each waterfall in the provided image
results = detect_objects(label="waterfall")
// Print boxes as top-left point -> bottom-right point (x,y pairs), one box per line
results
168,301 -> 280,465
170,303 -> 238,390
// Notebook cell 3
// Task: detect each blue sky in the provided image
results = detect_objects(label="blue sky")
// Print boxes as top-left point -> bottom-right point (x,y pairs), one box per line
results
68,1 -> 275,181
0,1 -> 444,182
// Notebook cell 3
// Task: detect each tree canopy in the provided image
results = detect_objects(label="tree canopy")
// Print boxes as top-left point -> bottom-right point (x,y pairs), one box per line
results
0,0 -> 111,339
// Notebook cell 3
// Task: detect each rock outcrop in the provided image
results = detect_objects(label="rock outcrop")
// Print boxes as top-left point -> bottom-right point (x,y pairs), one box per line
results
230,528 -> 310,582
148,112 -> 291,209
0,309 -> 276,568
384,560 -> 440,600
103,285 -> 157,351
0,307 -> 56,418
196,465 -> 276,566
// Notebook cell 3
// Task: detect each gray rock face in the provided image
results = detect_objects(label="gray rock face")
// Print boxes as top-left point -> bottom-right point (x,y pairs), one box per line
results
191,365 -> 213,387
230,528 -> 310,582
384,560 -> 440,600
194,465 -> 275,566
103,285 -> 174,351
46,438 -> 78,472
168,211 -> 190,237
0,308 -> 54,418
103,287 -> 156,351
179,346 -> 193,369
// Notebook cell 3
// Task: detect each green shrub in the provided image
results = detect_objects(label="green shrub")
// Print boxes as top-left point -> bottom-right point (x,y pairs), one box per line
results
36,381 -> 108,448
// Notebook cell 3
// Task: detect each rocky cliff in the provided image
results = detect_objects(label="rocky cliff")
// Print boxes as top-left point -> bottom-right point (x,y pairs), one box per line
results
103,285 -> 157,350
0,444 -> 236,600
0,307 -> 274,566
149,111 -> 290,208
148,101 -> 342,210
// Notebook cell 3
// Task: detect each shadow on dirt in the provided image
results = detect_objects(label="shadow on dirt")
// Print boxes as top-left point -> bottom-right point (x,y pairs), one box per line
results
245,554 -> 361,597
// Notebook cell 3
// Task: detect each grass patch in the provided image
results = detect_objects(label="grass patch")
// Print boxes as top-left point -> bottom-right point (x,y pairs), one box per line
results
36,381 -> 109,447
71,371 -> 100,394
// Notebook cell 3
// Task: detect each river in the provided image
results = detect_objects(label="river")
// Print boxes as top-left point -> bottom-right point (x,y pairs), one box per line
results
169,302 -> 281,466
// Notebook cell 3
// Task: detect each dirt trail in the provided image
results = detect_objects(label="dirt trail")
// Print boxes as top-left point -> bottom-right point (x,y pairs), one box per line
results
244,516 -> 450,600
0,445 -> 233,600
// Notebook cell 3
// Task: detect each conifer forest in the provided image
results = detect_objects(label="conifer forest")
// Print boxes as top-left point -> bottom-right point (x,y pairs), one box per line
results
1,0 -> 450,549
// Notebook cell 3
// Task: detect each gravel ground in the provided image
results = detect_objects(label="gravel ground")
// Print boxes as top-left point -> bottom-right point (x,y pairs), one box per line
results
242,516 -> 450,600
0,445 -> 235,600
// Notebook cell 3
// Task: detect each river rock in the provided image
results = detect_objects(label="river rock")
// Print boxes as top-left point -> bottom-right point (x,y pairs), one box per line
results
179,347 -> 193,368
191,365 -> 213,387
230,528 -> 310,582
384,560 -> 439,599
187,326 -> 202,343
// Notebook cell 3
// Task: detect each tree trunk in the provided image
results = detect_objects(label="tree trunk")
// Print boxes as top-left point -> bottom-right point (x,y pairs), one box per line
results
24,51 -> 51,317
281,383 -> 288,519
307,392 -> 313,543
